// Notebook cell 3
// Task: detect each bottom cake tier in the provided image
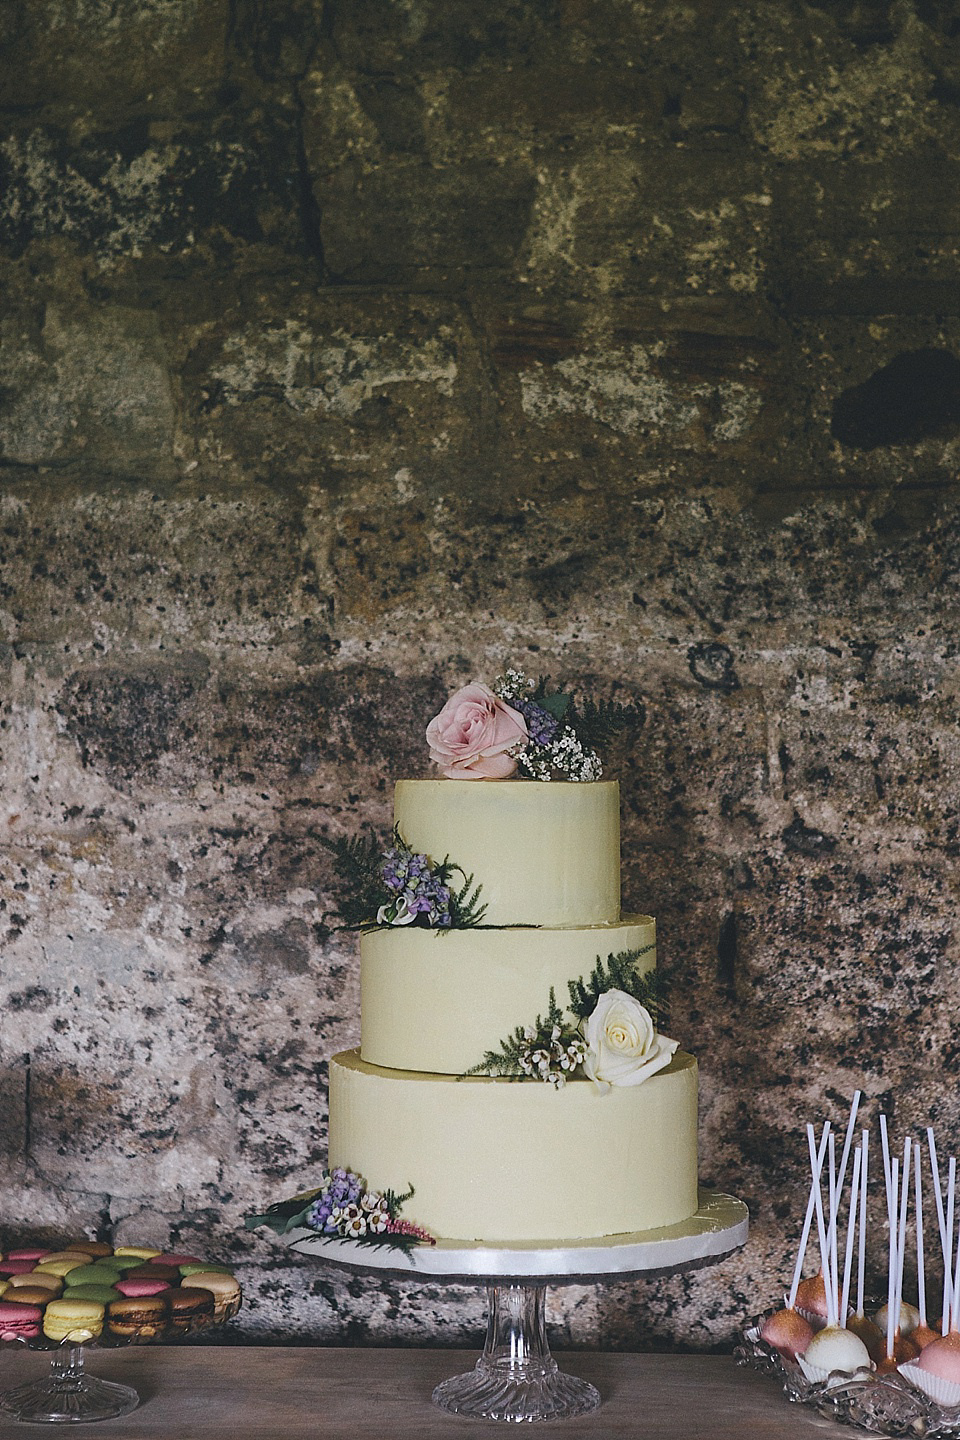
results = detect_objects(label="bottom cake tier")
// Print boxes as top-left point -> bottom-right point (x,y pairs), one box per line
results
328,1048 -> 699,1243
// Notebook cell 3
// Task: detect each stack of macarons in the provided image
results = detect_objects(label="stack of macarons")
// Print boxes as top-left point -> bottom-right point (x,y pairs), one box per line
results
0,1242 -> 241,1345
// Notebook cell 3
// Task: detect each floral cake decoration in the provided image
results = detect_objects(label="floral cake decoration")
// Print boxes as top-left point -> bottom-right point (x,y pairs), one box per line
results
427,669 -> 637,782
464,946 -> 679,1094
321,828 -> 486,933
246,1168 -> 435,1250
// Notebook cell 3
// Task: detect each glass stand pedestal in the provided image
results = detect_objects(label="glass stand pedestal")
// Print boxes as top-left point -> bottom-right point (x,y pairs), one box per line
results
285,1188 -> 748,1424
0,1346 -> 139,1425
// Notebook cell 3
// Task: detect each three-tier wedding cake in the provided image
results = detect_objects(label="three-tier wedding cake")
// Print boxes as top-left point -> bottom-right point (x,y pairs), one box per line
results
324,675 -> 700,1245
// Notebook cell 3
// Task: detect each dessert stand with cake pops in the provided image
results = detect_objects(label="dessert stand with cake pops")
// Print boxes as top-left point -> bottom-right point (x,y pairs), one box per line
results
279,1187 -> 748,1423
0,1245 -> 242,1424
738,1093 -> 960,1438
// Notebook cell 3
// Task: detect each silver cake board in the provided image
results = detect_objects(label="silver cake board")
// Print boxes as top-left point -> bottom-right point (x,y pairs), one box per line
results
283,1187 -> 748,1284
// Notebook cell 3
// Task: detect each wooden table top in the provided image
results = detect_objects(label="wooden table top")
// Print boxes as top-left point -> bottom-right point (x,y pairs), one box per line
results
0,1347 -> 848,1438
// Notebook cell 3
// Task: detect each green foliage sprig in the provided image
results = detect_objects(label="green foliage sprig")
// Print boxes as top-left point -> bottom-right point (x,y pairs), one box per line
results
462,988 -> 577,1079
567,944 -> 661,1023
464,945 -> 660,1083
320,830 -> 389,930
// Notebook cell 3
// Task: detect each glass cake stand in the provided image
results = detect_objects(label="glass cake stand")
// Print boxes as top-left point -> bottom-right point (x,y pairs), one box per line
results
0,1295 -> 242,1424
283,1188 -> 748,1423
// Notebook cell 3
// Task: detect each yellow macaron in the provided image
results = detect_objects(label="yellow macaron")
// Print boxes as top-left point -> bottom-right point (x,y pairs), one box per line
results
42,1299 -> 105,1343
33,1257 -> 91,1278
111,1247 -> 162,1260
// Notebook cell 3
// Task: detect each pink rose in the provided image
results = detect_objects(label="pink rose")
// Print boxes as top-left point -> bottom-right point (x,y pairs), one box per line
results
426,683 -> 529,779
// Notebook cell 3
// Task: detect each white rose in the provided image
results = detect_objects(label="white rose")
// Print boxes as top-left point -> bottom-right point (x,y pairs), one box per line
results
582,990 -> 679,1092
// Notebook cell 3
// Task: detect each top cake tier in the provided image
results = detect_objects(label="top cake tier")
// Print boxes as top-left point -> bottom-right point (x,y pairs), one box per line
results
394,778 -> 621,926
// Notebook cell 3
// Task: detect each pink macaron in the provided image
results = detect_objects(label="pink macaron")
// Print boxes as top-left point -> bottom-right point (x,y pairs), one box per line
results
6,1249 -> 49,1262
149,1253 -> 202,1267
0,1261 -> 38,1277
0,1301 -> 43,1340
114,1278 -> 170,1298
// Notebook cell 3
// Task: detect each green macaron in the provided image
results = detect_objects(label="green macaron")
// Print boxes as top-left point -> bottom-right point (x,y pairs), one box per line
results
64,1265 -> 122,1287
178,1263 -> 234,1277
63,1285 -> 121,1305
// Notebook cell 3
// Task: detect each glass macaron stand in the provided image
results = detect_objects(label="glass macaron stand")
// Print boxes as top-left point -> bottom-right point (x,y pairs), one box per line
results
0,1243 -> 242,1424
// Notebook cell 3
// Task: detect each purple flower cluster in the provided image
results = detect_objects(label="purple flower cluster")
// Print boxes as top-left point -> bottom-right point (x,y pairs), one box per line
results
307,1167 -> 363,1235
379,845 -> 452,927
511,697 -> 559,746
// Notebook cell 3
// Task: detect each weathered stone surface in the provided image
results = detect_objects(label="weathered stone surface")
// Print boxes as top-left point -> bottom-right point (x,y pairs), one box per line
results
2,0 -> 960,1361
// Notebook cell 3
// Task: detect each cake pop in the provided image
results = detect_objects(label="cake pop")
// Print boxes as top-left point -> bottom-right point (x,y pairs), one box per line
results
760,1308 -> 814,1359
799,1325 -> 872,1380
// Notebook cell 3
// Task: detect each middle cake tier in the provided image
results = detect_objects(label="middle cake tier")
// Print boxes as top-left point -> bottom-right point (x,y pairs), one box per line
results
360,915 -> 656,1074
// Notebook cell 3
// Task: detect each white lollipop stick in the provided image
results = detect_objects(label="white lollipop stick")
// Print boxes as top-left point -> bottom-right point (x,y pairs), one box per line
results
880,1113 -> 893,1228
893,1137 -> 911,1341
929,1128 -> 948,1273
945,1157 -> 956,1335
951,1187 -> 960,1332
827,1091 -> 862,1258
841,1145 -> 862,1322
829,1131 -> 839,1314
915,1141 -> 927,1328
788,1122 -> 832,1310
807,1122 -> 835,1326
856,1129 -> 869,1318
886,1157 -> 899,1359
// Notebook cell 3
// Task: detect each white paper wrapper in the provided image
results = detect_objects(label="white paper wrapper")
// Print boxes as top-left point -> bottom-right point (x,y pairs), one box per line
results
796,1355 -> 872,1389
898,1361 -> 960,1407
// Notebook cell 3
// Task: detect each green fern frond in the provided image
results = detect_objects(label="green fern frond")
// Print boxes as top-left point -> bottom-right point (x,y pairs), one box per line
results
320,829 -> 389,929
567,945 -> 660,1022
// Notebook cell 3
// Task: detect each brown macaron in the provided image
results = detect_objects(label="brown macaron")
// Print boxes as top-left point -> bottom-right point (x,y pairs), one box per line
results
4,1286 -> 59,1307
62,1241 -> 114,1259
183,1273 -> 242,1322
166,1287 -> 214,1333
107,1295 -> 169,1342
5,1273 -> 62,1295
125,1264 -> 180,1283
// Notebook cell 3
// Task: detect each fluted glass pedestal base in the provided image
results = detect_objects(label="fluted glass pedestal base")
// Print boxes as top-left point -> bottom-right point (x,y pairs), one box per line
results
0,1347 -> 139,1424
432,1285 -> 599,1423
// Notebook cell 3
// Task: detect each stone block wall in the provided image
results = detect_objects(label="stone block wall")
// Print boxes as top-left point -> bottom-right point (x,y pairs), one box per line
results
1,0 -> 959,1350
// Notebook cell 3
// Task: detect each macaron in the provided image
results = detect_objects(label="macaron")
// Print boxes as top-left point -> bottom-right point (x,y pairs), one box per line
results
0,1281 -> 8,1299
0,1301 -> 43,1340
6,1249 -> 50,1262
34,1257 -> 91,1277
126,1264 -> 179,1283
150,1253 -> 203,1267
61,1241 -> 113,1258
182,1273 -> 242,1322
106,1256 -> 146,1272
35,1252 -> 93,1266
63,1265 -> 121,1289
6,1272 -> 62,1295
108,1295 -> 168,1342
63,1285 -> 123,1306
166,1288 -> 214,1333
5,1278 -> 61,1301
0,1260 -> 39,1276
114,1278 -> 169,1299
42,1299 -> 105,1343
9,1286 -> 64,1307
112,1247 -> 161,1260
179,1263 -> 234,1277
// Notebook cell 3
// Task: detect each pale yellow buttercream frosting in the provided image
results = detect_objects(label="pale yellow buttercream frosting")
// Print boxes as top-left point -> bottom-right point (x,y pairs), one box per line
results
329,1048 -> 699,1243
361,915 -> 655,1074
394,778 -> 621,926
